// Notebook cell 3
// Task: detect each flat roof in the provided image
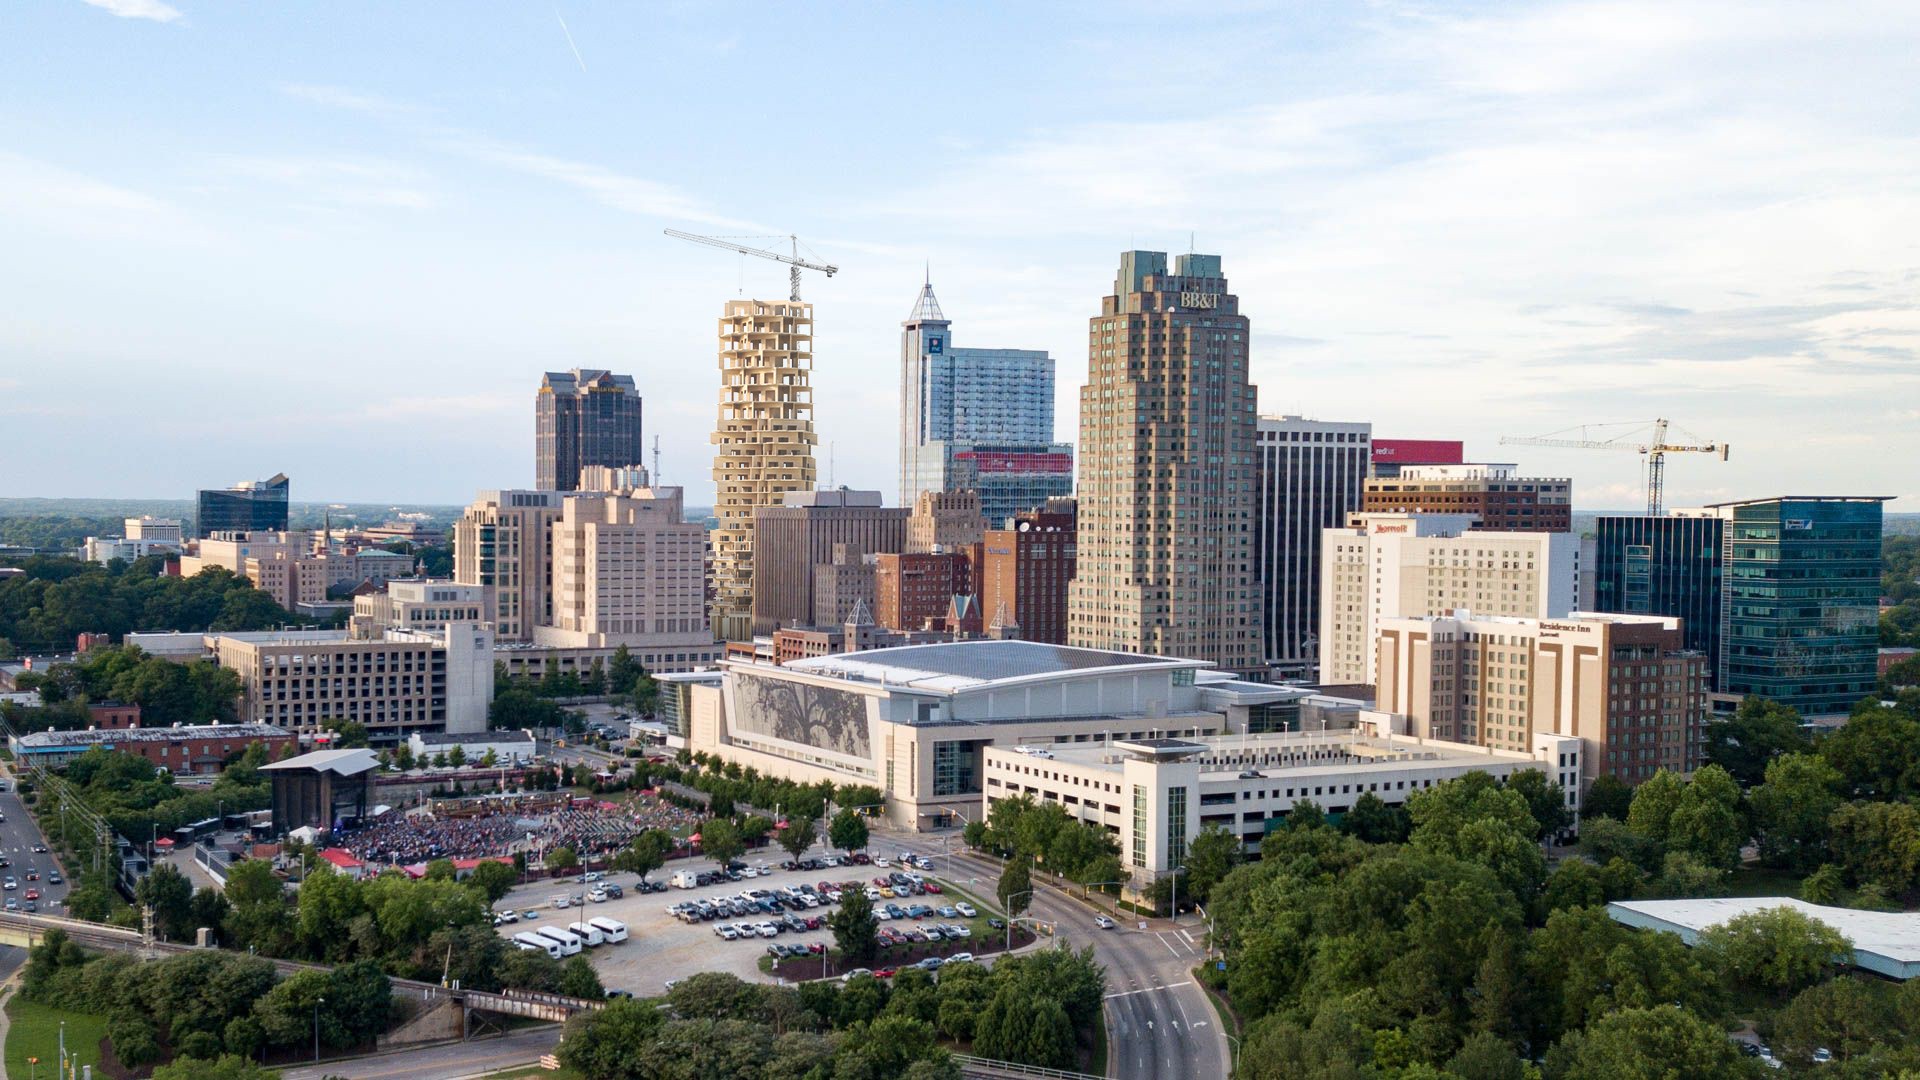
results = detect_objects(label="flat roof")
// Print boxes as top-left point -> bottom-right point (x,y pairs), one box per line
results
262,747 -> 381,776
409,730 -> 532,746
16,723 -> 287,749
998,729 -> 1546,776
781,640 -> 1204,693
1702,496 -> 1894,507
1609,898 -> 1920,980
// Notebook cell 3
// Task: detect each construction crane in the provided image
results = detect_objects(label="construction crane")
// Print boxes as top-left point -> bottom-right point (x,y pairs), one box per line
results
663,229 -> 837,301
1501,418 -> 1728,516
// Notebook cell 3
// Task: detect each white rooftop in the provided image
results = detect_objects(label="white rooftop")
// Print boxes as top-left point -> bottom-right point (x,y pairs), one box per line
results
1609,898 -> 1920,980
777,640 -> 1205,694
261,747 -> 381,776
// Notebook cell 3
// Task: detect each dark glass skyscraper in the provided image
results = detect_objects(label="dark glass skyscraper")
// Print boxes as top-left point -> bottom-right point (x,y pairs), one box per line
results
195,473 -> 289,538
536,369 -> 643,492
1714,496 -> 1889,715
1594,513 -> 1725,685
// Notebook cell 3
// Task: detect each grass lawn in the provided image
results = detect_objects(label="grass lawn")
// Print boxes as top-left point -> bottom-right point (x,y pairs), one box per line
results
480,1067 -> 582,1080
1084,1005 -> 1107,1076
5,998 -> 109,1080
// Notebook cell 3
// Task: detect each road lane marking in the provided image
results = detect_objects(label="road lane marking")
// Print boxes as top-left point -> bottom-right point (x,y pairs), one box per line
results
1156,933 -> 1180,957
1104,981 -> 1193,999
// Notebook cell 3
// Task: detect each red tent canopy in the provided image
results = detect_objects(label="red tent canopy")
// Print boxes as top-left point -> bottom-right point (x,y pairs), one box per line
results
153,837 -> 176,849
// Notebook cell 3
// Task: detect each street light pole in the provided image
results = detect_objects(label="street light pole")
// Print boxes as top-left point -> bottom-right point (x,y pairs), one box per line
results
1004,889 -> 1032,954
313,996 -> 325,1062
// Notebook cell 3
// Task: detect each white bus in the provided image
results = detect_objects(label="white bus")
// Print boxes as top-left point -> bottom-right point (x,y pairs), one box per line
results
567,921 -> 606,947
535,926 -> 584,956
588,916 -> 629,943
513,931 -> 561,958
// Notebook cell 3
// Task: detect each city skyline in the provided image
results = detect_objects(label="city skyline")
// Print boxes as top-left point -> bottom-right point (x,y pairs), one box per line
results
4,3 -> 1917,511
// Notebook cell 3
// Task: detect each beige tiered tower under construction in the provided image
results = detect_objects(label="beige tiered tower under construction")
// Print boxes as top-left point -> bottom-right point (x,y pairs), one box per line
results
710,299 -> 819,641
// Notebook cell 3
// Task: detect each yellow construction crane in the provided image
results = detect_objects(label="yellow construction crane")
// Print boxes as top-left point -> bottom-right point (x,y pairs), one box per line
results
1500,418 -> 1729,516
663,229 -> 837,301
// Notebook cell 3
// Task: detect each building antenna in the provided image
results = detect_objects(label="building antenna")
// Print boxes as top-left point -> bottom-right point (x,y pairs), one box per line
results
652,435 -> 661,487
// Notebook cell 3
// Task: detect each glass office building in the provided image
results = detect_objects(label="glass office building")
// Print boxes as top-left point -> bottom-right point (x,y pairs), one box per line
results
195,474 -> 289,538
1594,513 -> 1725,685
536,369 -> 644,492
1714,496 -> 1889,716
911,440 -> 1075,527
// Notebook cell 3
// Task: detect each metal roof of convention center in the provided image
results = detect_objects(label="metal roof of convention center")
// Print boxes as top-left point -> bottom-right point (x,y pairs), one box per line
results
781,640 -> 1208,693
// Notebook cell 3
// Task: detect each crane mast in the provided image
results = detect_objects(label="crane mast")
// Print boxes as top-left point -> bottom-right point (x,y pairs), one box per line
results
1500,417 -> 1729,516
663,229 -> 837,301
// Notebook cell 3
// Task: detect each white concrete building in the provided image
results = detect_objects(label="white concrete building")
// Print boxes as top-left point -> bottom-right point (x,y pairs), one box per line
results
1320,512 -> 1580,687
688,640 -> 1247,830
406,728 -> 536,765
983,713 -> 1582,888
534,487 -> 710,650
352,580 -> 492,640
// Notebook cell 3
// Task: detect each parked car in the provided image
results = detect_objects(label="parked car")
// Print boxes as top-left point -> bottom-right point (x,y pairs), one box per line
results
841,968 -> 873,982
988,918 -> 1006,930
916,957 -> 944,971
522,909 -> 541,920
496,910 -> 520,924
955,902 -> 977,918
873,857 -> 890,867
947,952 -> 975,964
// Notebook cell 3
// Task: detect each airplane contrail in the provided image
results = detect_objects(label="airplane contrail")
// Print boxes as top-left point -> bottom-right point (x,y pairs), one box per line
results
554,3 -> 587,73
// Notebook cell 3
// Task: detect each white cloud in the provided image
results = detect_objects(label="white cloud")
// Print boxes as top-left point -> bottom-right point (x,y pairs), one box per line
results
278,83 -> 425,121
212,155 -> 436,210
0,153 -> 202,242
438,137 -> 758,231
80,0 -> 181,22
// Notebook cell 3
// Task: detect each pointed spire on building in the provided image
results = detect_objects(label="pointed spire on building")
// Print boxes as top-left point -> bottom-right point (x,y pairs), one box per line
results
989,596 -> 1021,641
845,597 -> 874,627
906,279 -> 947,324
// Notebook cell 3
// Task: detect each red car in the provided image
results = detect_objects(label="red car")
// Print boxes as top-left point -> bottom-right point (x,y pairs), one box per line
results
23,889 -> 38,901
872,877 -> 889,887
924,883 -> 942,894
873,968 -> 896,979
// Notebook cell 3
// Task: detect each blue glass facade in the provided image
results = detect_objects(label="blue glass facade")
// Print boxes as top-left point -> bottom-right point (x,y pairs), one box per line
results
1594,514 -> 1725,686
1717,497 -> 1886,716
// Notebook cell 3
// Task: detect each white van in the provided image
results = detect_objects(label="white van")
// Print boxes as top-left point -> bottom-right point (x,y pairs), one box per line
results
588,917 -> 630,943
514,931 -> 562,958
567,920 -> 606,947
670,870 -> 700,890
535,926 -> 584,956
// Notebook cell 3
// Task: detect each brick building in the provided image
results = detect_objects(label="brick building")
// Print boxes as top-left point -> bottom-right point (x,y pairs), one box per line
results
11,722 -> 295,774
979,499 -> 1076,645
1363,464 -> 1572,532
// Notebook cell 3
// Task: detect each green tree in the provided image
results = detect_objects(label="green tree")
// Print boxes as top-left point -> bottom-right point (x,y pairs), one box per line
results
1827,800 -> 1920,895
611,828 -> 673,883
1651,850 -> 1729,898
320,718 -> 369,748
559,954 -> 604,999
831,887 -> 880,966
557,998 -> 665,1080
607,644 -> 642,695
1817,703 -> 1920,799
998,855 -> 1034,919
1749,753 -> 1843,874
135,861 -> 195,941
151,1055 -> 282,1080
776,813 -> 817,861
1666,765 -> 1745,870
698,817 -> 744,870
1801,864 -> 1845,905
1507,768 -> 1573,841
466,859 -> 519,903
1544,1004 -> 1759,1080
1698,906 -> 1851,999
1340,791 -> 1411,844
447,745 -> 467,768
545,846 -> 580,872
1766,976 -> 1896,1067
836,784 -> 886,815
223,859 -> 291,955
1183,824 -> 1240,906
1704,697 -> 1810,787
188,886 -> 232,941
1625,769 -> 1687,847
1583,773 -> 1634,821
829,808 -> 870,855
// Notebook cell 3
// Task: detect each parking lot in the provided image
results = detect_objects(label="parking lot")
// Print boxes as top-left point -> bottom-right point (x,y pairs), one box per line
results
488,847 -> 1010,994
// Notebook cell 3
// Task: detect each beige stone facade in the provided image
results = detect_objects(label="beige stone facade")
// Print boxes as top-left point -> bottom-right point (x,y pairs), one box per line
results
453,490 -> 564,642
1068,251 -> 1261,672
711,300 -> 819,642
907,490 -> 986,554
533,487 -> 710,649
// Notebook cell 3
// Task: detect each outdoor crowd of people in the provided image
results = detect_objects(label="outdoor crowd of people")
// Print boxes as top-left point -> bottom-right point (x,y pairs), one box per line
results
334,792 -> 701,866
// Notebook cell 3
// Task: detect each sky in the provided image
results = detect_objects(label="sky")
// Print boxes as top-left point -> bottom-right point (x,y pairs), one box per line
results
2,0 -> 1916,512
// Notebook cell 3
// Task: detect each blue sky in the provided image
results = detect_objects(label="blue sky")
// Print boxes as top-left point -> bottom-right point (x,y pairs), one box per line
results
3,0 -> 1916,510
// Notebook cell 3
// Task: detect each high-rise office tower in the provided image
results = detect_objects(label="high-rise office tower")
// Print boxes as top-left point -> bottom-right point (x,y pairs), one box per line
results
1593,511 -> 1726,684
899,280 -> 1059,510
535,486 -> 711,653
750,490 -> 907,634
1067,251 -> 1261,671
536,369 -> 644,492
711,300 -> 819,641
1256,416 -> 1372,678
195,474 -> 289,538
1711,496 -> 1889,716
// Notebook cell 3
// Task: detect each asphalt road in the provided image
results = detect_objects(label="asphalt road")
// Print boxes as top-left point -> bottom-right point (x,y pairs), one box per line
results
278,1026 -> 562,1080
885,830 -> 1230,1080
0,771 -> 72,917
